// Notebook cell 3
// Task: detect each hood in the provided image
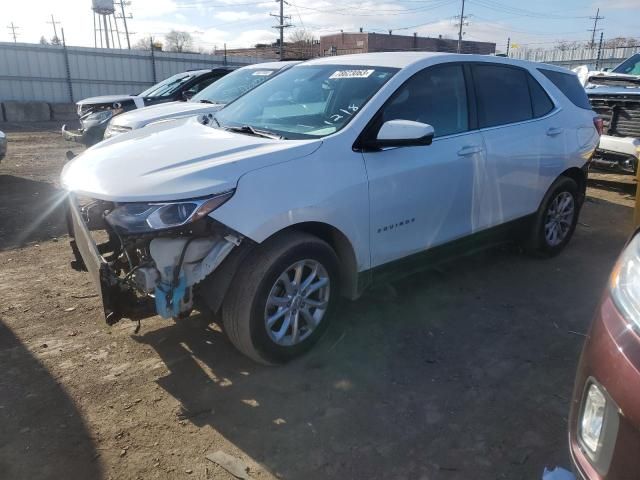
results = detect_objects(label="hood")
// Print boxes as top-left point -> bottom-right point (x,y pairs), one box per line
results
61,116 -> 322,202
574,65 -> 640,89
109,101 -> 222,129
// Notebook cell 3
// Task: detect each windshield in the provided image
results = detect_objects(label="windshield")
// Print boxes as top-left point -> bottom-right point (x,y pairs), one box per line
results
192,67 -> 281,105
138,72 -> 196,97
613,54 -> 640,75
214,64 -> 398,139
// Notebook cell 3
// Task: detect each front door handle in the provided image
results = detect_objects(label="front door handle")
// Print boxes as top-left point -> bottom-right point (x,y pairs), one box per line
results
457,146 -> 482,156
546,127 -> 563,136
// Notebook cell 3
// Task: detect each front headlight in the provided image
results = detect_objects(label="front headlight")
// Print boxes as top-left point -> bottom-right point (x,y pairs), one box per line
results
609,232 -> 640,331
105,191 -> 234,234
81,110 -> 112,128
81,109 -> 122,129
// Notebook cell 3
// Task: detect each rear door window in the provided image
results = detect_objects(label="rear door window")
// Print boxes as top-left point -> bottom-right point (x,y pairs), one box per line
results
473,64 -> 532,128
538,68 -> 592,110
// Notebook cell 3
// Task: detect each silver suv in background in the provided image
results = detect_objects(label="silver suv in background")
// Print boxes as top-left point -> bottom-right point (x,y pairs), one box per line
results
104,61 -> 300,139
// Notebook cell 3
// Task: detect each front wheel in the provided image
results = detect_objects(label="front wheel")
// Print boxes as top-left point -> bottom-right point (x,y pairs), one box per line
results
222,232 -> 340,364
525,176 -> 580,257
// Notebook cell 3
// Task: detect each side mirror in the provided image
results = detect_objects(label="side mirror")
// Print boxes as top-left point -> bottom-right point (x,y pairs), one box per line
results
367,120 -> 434,149
182,90 -> 195,101
602,67 -> 612,72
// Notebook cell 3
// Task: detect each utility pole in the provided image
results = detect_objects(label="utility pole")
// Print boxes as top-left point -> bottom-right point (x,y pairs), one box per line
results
7,22 -> 19,43
456,0 -> 466,54
117,1 -> 131,49
271,0 -> 292,60
47,15 -> 61,42
506,36 -> 510,56
589,8 -> 604,49
595,31 -> 604,70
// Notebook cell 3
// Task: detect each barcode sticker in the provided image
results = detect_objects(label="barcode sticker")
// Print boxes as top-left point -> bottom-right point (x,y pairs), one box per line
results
329,69 -> 375,79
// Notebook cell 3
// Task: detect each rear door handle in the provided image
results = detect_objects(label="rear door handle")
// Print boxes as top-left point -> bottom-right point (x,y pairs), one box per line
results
457,146 -> 482,156
546,127 -> 563,136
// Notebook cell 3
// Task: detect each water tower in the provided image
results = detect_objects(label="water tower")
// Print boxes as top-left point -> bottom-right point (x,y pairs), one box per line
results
92,0 -> 120,48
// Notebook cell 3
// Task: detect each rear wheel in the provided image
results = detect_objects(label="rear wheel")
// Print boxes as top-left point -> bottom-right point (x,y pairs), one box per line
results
526,176 -> 579,257
222,232 -> 340,364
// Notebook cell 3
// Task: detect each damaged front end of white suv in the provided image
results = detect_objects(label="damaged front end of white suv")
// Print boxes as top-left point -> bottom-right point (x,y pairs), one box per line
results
66,191 -> 244,325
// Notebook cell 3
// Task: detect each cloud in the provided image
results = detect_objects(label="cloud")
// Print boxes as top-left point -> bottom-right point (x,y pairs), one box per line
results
592,0 -> 638,8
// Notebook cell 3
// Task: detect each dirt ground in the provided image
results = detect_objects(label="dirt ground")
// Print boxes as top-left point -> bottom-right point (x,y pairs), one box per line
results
0,122 -> 636,480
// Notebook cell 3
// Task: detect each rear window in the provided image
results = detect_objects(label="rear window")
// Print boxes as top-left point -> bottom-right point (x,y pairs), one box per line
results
538,68 -> 592,110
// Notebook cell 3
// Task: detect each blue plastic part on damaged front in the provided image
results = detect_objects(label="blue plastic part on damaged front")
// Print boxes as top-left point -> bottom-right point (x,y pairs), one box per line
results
154,276 -> 187,319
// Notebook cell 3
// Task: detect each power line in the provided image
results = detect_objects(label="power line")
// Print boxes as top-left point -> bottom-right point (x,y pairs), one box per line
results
7,22 -> 19,43
467,0 -> 590,20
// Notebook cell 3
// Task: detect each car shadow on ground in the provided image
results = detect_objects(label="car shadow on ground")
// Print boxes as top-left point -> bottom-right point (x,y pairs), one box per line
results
0,320 -> 103,480
133,199 -> 631,480
0,175 -> 68,251
587,173 -> 636,197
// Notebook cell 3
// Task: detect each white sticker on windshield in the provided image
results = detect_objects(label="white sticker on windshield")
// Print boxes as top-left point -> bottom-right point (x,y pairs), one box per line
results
329,69 -> 375,79
252,70 -> 274,76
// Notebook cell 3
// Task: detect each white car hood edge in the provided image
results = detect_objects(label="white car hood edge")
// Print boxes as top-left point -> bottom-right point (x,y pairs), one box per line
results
61,117 -> 323,202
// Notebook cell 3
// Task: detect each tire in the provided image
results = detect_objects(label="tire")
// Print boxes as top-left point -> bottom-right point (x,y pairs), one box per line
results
525,176 -> 580,257
222,232 -> 340,365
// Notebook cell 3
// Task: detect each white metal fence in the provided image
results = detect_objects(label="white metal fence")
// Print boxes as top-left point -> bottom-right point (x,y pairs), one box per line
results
0,42 -> 275,103
509,45 -> 640,70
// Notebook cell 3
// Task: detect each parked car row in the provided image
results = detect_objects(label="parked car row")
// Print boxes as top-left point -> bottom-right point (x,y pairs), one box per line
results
63,62 -> 298,146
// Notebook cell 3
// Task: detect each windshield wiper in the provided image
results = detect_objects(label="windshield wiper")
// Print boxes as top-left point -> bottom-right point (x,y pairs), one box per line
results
199,99 -> 215,104
225,125 -> 284,140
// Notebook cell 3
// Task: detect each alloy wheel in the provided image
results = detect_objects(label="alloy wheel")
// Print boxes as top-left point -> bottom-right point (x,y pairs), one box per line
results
264,259 -> 331,346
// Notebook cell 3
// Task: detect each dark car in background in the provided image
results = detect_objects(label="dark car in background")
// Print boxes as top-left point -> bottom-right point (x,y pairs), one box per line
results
0,130 -> 6,161
569,229 -> 640,479
62,67 -> 233,146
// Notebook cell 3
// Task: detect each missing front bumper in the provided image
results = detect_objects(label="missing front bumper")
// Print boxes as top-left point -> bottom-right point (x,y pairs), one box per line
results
66,197 -> 241,325
67,197 -> 155,325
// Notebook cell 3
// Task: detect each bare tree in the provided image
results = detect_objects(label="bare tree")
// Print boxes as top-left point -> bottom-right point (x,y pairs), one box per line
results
50,35 -> 62,45
554,40 -> 584,51
288,28 -> 314,44
164,30 -> 193,52
133,36 -> 154,50
604,36 -> 638,48
39,36 -> 49,45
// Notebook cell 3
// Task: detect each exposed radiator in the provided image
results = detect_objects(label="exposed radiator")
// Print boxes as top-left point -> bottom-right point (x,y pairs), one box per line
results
588,94 -> 640,138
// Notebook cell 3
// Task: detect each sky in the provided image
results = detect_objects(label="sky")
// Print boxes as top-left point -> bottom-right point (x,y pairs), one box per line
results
2,0 -> 639,53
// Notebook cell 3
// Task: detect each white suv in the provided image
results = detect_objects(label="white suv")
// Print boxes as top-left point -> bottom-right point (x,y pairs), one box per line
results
61,52 -> 599,364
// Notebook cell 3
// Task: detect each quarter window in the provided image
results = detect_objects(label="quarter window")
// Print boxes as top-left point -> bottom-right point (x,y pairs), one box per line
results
380,64 -> 469,138
528,75 -> 554,118
473,65 -> 532,128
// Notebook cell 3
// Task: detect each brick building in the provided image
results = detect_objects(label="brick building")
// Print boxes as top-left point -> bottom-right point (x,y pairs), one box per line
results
223,31 -> 496,61
319,31 -> 495,56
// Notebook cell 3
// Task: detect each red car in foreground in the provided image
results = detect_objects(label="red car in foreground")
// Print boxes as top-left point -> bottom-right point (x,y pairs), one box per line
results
569,231 -> 640,479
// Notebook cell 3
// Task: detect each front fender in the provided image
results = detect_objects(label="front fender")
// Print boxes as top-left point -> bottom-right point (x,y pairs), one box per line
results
210,147 -> 370,271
